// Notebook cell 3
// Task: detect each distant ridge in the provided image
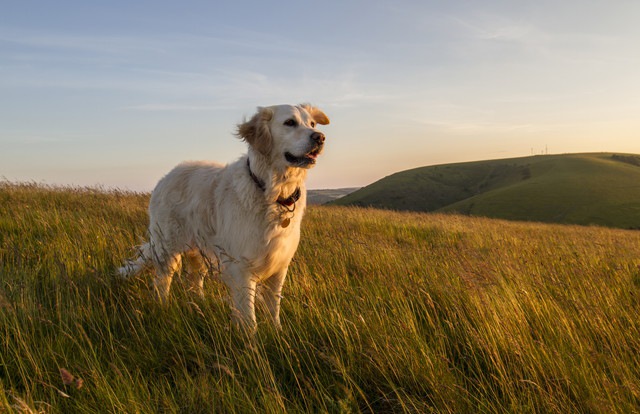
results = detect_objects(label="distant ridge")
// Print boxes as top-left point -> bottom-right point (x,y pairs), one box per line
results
331,153 -> 640,229
307,187 -> 359,205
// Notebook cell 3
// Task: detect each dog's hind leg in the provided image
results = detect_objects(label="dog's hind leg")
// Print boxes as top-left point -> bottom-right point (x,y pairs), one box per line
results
184,250 -> 207,298
152,252 -> 182,302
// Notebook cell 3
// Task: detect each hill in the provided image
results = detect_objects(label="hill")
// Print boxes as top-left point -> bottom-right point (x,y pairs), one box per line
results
2,183 -> 640,412
307,187 -> 359,205
332,153 -> 640,228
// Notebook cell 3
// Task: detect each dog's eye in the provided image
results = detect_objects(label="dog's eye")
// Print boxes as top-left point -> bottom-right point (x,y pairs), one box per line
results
284,119 -> 297,127
310,121 -> 316,128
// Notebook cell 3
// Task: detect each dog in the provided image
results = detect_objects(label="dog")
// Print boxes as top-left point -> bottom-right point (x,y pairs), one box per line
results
118,104 -> 330,330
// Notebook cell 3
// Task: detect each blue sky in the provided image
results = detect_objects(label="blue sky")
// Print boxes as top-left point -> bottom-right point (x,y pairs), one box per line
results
2,1 -> 640,190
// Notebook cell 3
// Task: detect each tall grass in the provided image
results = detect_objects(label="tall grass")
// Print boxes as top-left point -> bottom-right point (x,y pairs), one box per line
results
1,182 -> 639,412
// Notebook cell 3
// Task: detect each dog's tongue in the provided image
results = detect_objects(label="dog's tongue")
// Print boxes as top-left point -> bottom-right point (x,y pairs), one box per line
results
307,148 -> 321,159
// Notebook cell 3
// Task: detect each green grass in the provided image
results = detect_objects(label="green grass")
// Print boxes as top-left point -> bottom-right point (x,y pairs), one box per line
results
2,182 -> 640,412
332,153 -> 640,229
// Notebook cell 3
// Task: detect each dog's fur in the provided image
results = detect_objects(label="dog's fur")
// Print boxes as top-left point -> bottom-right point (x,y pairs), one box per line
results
118,104 -> 329,330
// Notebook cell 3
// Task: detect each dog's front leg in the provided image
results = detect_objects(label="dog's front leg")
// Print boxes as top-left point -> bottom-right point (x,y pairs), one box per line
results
230,280 -> 257,331
261,270 -> 287,329
223,266 -> 258,331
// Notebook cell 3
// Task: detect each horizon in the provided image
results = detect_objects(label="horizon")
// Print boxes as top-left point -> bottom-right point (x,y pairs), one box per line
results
2,1 -> 640,191
3,151 -> 633,193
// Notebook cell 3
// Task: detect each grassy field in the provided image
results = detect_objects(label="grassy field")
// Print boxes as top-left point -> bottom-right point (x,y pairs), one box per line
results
333,153 -> 640,229
1,182 -> 640,413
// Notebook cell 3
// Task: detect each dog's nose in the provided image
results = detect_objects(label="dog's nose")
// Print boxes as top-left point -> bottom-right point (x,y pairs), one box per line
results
311,132 -> 325,144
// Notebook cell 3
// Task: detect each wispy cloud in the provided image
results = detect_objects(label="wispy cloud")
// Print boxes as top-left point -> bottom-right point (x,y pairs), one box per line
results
452,14 -> 534,42
407,117 -> 537,135
1,134 -> 83,145
123,103 -> 235,112
0,29 -> 168,56
449,10 -> 640,66
0,26 -> 382,111
0,26 -> 322,62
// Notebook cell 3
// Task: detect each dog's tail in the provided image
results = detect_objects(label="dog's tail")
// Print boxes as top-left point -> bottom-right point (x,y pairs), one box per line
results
117,242 -> 152,279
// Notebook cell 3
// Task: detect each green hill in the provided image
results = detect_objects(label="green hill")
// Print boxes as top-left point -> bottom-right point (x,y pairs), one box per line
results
332,153 -> 640,228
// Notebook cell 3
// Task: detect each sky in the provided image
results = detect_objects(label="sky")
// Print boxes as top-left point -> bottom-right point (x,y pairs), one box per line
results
2,1 -> 640,191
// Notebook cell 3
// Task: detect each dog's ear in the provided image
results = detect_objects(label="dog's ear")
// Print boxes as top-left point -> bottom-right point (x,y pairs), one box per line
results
236,107 -> 274,155
301,104 -> 330,125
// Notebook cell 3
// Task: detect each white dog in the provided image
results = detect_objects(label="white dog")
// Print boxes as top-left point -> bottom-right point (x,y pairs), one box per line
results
119,104 -> 330,330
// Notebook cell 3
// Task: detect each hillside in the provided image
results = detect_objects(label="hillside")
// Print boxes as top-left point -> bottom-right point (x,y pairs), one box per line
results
307,187 -> 359,205
2,183 -> 640,412
332,153 -> 640,228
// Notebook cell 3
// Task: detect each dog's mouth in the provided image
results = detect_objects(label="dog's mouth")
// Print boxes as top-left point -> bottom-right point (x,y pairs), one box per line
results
285,146 -> 323,167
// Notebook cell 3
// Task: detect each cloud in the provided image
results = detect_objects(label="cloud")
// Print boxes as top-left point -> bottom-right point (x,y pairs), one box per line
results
123,103 -> 235,112
1,26 -> 385,110
0,29 -> 168,56
452,14 -> 534,42
0,132 -> 93,145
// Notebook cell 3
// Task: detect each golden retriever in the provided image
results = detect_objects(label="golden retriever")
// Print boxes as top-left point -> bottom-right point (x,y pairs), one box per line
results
119,104 -> 330,330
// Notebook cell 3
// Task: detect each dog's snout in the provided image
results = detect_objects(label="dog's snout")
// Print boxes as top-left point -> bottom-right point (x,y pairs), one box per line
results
311,132 -> 325,144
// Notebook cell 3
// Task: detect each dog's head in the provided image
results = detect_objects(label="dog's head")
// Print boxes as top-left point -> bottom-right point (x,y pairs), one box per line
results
237,104 -> 330,169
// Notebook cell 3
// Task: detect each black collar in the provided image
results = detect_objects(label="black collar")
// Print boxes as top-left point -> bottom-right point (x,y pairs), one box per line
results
247,159 -> 301,207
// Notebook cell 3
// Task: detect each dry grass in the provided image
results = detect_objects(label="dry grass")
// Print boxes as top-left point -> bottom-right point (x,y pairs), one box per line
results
1,182 -> 640,412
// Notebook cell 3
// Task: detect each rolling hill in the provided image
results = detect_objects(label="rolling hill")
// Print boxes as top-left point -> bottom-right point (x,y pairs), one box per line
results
332,153 -> 640,228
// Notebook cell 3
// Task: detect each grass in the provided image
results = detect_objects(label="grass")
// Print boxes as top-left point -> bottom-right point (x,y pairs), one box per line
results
332,153 -> 640,229
1,181 -> 640,412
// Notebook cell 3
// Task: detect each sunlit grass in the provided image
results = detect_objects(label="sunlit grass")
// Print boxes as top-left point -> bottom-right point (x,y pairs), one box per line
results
1,182 -> 639,412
